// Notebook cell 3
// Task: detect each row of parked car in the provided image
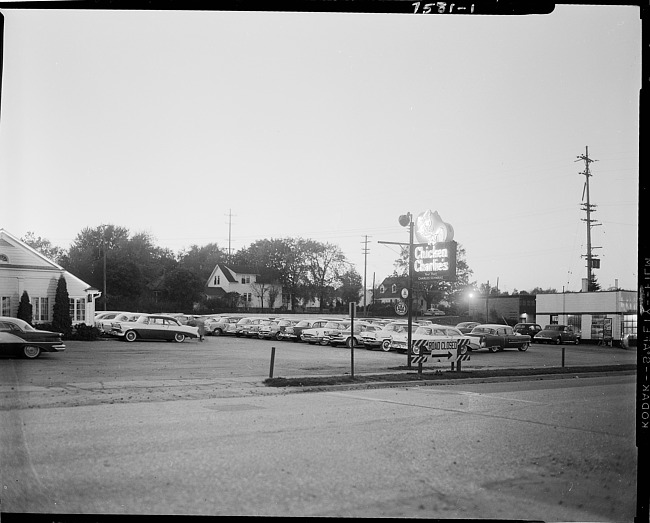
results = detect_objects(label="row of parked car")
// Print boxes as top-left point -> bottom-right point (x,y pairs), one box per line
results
92,311 -> 581,353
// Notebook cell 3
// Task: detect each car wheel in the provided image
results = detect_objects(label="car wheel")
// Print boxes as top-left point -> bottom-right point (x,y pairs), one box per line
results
213,329 -> 222,336
174,333 -> 186,343
319,339 -> 329,346
412,344 -> 420,355
381,339 -> 391,352
22,345 -> 41,359
275,332 -> 282,341
346,337 -> 357,348
575,337 -> 580,345
518,342 -> 529,352
488,346 -> 499,353
124,330 -> 137,342
554,337 -> 561,345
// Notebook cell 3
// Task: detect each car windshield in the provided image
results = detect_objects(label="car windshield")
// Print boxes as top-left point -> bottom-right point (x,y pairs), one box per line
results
296,320 -> 311,327
544,325 -> 563,330
445,328 -> 463,336
471,327 -> 496,334
415,327 -> 432,335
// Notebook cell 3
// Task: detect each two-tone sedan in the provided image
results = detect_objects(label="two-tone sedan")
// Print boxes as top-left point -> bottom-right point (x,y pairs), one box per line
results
279,319 -> 316,342
390,325 -> 471,356
301,320 -> 348,345
111,314 -> 199,342
0,316 -> 66,359
465,324 -> 531,352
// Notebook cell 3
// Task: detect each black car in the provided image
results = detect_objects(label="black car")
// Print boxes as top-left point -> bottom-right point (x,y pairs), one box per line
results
0,316 -> 66,359
513,323 -> 542,342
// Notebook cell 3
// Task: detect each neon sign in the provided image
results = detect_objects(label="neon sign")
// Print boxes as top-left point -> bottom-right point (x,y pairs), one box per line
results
413,210 -> 457,282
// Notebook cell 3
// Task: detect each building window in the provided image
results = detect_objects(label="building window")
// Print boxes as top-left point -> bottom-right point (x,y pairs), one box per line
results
241,276 -> 251,284
391,284 -> 397,293
1,296 -> 10,316
549,314 -> 558,325
622,314 -> 637,337
591,314 -> 605,340
69,298 -> 86,322
567,314 -> 581,331
242,293 -> 252,302
379,285 -> 385,294
33,297 -> 49,322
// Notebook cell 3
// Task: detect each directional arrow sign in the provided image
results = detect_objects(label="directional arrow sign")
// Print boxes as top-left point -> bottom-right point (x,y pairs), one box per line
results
429,350 -> 454,359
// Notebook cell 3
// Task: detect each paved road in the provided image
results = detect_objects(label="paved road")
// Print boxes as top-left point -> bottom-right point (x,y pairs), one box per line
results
0,372 -> 637,519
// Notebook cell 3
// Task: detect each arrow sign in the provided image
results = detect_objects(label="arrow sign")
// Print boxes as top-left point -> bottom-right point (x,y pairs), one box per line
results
429,350 -> 454,359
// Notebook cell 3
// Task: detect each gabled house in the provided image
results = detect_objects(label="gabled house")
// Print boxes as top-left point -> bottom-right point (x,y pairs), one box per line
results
375,276 -> 428,313
0,229 -> 100,325
205,264 -> 286,310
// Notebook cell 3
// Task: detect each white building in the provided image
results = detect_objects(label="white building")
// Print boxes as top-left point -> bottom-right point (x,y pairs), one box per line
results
0,229 -> 100,325
204,264 -> 287,310
535,290 -> 637,346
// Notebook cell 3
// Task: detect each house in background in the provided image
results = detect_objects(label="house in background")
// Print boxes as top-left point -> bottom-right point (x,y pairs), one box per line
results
0,229 -> 100,324
205,264 -> 287,311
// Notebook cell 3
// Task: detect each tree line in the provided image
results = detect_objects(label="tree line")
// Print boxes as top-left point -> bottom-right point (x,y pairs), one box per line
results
22,227 -> 364,314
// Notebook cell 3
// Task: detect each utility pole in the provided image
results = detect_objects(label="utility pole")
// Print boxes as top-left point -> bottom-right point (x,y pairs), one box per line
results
226,209 -> 235,263
576,147 -> 601,289
361,235 -> 370,316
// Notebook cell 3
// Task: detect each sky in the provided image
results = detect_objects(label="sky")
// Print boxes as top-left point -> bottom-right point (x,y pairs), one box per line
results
0,3 -> 641,294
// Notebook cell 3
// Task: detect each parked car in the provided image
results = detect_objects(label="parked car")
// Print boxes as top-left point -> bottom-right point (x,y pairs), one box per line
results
279,319 -> 317,342
111,314 -> 199,342
465,324 -> 531,352
234,317 -> 270,337
94,311 -> 133,335
0,317 -> 66,359
257,320 -> 281,340
260,318 -> 297,341
513,323 -> 543,341
423,307 -> 445,316
361,321 -> 410,351
301,320 -> 349,345
455,321 -> 480,334
390,325 -> 472,355
205,316 -> 242,336
327,321 -> 376,348
534,325 -> 581,345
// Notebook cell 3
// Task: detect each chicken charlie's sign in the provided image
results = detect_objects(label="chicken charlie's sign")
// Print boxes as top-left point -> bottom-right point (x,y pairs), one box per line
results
413,210 -> 457,282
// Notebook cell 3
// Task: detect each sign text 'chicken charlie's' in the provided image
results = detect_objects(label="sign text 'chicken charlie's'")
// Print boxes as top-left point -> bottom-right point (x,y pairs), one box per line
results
413,210 -> 457,282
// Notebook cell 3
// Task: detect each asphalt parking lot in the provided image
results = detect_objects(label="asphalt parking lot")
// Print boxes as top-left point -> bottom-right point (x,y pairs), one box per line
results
0,334 -> 637,410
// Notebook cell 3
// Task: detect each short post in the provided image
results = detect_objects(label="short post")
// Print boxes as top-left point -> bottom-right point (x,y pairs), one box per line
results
269,346 -> 276,378
561,346 -> 565,368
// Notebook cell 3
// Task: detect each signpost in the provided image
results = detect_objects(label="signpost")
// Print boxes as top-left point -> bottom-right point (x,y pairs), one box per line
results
378,209 -> 459,374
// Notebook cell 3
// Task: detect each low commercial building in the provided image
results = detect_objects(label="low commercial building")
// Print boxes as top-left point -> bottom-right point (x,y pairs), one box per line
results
535,290 -> 637,346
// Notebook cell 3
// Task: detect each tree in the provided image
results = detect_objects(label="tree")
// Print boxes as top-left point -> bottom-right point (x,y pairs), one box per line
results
178,243 -> 227,284
588,273 -> 601,292
21,232 -> 66,263
17,291 -> 33,325
161,267 -> 204,312
337,269 -> 363,307
52,275 -> 72,337
305,241 -> 348,313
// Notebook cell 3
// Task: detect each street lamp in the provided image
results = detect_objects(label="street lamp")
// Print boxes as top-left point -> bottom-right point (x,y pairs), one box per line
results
398,213 -> 415,368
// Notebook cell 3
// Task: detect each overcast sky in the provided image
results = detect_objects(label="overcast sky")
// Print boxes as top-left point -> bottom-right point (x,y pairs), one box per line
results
0,4 -> 640,293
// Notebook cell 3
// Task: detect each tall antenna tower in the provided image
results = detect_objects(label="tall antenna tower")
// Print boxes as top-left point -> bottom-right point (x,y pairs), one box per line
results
576,146 -> 601,289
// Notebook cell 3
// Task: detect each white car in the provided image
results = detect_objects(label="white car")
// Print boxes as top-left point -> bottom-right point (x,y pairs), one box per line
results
327,321 -> 375,348
94,311 -> 133,335
111,314 -> 199,342
301,320 -> 349,345
391,325 -> 472,356
361,321 -> 410,351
